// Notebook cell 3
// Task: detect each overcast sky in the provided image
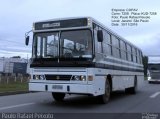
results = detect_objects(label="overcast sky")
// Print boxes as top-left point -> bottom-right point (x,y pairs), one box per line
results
0,0 -> 160,58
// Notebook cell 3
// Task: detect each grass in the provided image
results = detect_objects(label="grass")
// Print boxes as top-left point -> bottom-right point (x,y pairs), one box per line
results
144,76 -> 148,80
0,82 -> 28,92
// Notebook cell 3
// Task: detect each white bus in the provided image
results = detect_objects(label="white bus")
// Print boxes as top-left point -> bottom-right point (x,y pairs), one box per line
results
147,56 -> 160,83
148,64 -> 160,83
25,17 -> 144,104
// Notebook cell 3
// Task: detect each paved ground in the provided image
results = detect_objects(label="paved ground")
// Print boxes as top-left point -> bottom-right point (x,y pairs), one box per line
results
0,80 -> 160,119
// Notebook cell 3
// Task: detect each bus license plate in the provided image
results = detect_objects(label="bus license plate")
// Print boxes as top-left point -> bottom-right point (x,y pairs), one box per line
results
52,85 -> 63,90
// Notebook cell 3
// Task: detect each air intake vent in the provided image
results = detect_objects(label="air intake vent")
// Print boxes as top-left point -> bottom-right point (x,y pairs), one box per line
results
45,75 -> 72,81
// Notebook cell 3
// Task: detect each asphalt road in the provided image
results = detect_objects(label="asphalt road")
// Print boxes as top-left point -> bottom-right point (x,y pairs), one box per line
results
0,81 -> 160,118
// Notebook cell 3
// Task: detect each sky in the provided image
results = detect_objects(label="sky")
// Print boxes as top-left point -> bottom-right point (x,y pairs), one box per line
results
0,0 -> 160,58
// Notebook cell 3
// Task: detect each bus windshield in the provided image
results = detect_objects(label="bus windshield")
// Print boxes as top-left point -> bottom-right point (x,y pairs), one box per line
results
33,30 -> 92,59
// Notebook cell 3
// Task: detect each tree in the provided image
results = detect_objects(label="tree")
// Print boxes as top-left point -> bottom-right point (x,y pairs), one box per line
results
143,56 -> 148,77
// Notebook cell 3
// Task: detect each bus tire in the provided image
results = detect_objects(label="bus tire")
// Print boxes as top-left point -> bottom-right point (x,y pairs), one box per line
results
98,79 -> 111,104
125,76 -> 137,94
52,92 -> 65,102
148,81 -> 152,84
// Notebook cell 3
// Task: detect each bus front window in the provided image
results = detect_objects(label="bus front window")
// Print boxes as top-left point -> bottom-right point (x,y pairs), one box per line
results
33,32 -> 59,58
33,30 -> 92,59
60,30 -> 92,58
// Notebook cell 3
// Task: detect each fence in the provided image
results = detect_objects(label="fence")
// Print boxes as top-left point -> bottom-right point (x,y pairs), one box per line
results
0,73 -> 29,84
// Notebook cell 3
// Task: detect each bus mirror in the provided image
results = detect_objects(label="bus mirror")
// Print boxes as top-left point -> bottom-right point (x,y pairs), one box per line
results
97,30 -> 103,42
25,36 -> 29,46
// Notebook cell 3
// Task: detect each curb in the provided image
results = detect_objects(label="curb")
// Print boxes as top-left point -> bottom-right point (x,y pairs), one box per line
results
0,91 -> 31,96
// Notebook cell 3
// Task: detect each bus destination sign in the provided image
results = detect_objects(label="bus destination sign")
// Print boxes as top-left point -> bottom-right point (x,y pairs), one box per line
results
42,22 -> 60,28
34,18 -> 88,30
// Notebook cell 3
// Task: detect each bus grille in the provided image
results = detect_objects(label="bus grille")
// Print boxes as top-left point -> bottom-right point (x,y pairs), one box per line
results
45,75 -> 72,81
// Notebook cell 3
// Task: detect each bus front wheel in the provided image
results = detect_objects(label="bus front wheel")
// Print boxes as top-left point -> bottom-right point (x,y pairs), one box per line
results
98,79 -> 111,104
52,92 -> 65,102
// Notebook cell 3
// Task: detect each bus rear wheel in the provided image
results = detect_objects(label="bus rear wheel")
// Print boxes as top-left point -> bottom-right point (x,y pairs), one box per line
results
98,79 -> 111,104
52,92 -> 65,102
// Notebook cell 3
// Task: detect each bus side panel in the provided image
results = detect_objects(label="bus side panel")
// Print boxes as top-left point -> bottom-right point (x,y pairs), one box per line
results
112,75 -> 134,91
112,72 -> 144,91
137,74 -> 144,88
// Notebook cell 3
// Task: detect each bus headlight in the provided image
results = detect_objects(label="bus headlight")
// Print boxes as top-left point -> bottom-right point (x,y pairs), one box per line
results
33,75 -> 45,80
72,75 -> 86,81
74,76 -> 80,81
80,75 -> 86,81
148,77 -> 151,80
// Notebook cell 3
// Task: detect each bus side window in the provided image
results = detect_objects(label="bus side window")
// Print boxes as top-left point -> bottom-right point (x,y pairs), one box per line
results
140,51 -> 143,64
132,47 -> 137,63
112,35 -> 120,58
94,26 -> 103,54
137,50 -> 140,64
120,40 -> 127,60
103,30 -> 112,56
127,44 -> 132,61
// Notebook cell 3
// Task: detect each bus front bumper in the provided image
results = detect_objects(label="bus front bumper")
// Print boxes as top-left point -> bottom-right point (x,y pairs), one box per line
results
148,79 -> 160,84
29,82 -> 99,96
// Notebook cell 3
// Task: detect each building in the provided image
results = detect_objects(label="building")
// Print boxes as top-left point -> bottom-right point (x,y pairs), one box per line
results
0,57 -> 29,74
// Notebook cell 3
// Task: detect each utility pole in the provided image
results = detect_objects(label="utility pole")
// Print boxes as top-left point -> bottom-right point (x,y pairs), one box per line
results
27,54 -> 28,63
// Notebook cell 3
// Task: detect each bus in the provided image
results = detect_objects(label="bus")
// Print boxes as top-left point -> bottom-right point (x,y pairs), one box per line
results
148,57 -> 160,83
25,17 -> 144,104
